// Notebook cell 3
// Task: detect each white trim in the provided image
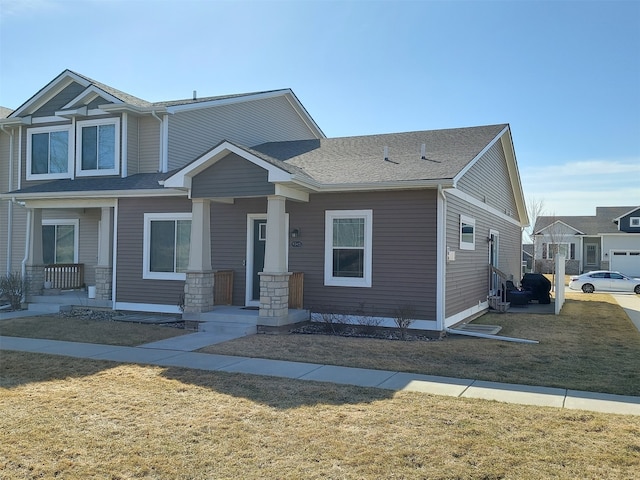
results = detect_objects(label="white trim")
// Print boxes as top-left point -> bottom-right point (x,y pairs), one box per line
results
445,300 -> 489,328
114,302 -> 183,314
536,219 -> 584,236
163,141 -> 292,189
111,200 -> 119,309
42,219 -> 79,264
459,214 -> 476,250
4,189 -> 187,202
62,85 -> 123,110
630,217 -> 640,227
11,71 -> 90,118
75,117 -> 121,177
324,209 -> 373,288
31,116 -> 68,124
445,188 -> 522,227
436,185 -> 446,331
453,125 -> 508,184
26,124 -> 74,180
121,112 -> 128,177
161,114 -> 169,173
143,212 -> 192,281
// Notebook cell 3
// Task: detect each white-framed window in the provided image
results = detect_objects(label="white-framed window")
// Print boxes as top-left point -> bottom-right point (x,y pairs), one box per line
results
76,118 -> 120,176
26,125 -> 73,180
459,215 -> 475,250
324,209 -> 372,287
549,242 -> 569,259
143,213 -> 192,280
42,220 -> 79,264
631,217 -> 640,227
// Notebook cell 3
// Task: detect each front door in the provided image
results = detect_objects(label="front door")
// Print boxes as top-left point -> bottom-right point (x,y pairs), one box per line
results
252,219 -> 267,301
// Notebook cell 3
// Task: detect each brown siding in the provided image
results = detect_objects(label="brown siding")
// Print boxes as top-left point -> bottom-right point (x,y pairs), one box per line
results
116,197 -> 192,305
192,153 -> 275,198
445,193 -> 522,318
456,141 -> 519,219
288,190 -> 438,319
209,190 -> 438,319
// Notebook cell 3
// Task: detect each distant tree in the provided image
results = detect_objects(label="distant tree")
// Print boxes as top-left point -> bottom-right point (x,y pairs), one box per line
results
525,197 -> 545,272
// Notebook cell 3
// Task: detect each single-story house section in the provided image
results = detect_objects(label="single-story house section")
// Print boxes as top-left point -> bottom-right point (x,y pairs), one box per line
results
533,206 -> 640,276
0,69 -> 529,332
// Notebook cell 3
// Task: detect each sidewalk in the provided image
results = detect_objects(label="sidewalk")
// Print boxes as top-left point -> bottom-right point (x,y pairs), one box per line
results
2,334 -> 639,416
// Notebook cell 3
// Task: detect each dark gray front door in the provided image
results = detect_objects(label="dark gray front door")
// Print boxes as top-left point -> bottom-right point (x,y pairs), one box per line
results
252,219 -> 267,300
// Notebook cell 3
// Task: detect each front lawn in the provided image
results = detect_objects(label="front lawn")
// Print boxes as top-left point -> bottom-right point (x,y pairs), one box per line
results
201,293 -> 640,396
1,351 -> 639,479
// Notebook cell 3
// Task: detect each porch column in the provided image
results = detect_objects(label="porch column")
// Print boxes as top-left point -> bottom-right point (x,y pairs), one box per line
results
259,195 -> 291,324
184,198 -> 214,314
95,207 -> 114,301
25,208 -> 44,294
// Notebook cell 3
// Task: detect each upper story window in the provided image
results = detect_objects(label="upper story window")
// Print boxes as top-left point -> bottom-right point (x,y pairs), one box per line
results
459,215 -> 475,250
26,125 -> 73,180
630,217 -> 640,227
324,209 -> 373,287
76,118 -> 120,176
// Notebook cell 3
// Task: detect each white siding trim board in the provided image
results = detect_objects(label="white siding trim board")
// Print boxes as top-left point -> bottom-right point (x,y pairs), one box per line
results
445,188 -> 522,226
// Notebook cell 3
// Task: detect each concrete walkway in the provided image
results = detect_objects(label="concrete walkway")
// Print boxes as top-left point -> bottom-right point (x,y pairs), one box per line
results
2,334 -> 639,416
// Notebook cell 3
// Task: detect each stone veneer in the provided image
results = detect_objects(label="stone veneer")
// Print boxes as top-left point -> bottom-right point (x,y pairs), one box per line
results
94,266 -> 113,301
259,272 -> 291,319
184,271 -> 214,313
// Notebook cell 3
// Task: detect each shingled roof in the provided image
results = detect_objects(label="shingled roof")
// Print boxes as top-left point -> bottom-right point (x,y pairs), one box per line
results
251,124 -> 507,184
534,206 -> 639,235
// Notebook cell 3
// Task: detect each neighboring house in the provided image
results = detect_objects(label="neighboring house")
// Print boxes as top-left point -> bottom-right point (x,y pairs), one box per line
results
0,69 -> 528,332
533,207 -> 640,276
522,244 -> 534,273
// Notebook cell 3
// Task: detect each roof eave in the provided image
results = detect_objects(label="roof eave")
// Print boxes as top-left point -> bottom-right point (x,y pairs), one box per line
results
290,176 -> 455,193
1,188 -> 187,202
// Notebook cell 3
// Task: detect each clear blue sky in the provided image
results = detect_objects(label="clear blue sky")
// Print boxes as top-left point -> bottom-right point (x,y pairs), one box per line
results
1,0 -> 638,219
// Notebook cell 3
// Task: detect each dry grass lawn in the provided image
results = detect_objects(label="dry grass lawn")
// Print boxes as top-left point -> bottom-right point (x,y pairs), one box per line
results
2,351 -> 640,479
202,293 -> 640,396
0,314 -> 187,346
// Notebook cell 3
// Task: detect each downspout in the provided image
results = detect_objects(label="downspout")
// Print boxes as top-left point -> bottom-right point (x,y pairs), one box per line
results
437,184 -> 447,331
150,111 -> 163,172
111,200 -> 119,310
21,208 -> 32,283
1,125 -> 14,274
150,111 -> 168,173
445,327 -> 539,344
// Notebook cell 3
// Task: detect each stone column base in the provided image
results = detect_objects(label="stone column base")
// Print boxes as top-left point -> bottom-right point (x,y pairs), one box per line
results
94,266 -> 113,301
259,272 -> 291,320
184,271 -> 214,314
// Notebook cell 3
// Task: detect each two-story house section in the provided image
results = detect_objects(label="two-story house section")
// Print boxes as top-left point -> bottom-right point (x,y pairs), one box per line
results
1,70 -> 529,333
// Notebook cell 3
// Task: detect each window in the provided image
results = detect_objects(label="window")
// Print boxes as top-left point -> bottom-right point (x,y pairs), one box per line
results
324,210 -> 372,287
631,217 -> 640,227
76,118 -> 120,176
459,215 -> 475,250
27,125 -> 72,180
42,220 -> 78,264
143,213 -> 192,280
549,243 -> 575,259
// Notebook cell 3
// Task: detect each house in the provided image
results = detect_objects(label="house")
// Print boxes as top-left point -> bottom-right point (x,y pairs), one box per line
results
0,69 -> 529,332
533,207 -> 640,276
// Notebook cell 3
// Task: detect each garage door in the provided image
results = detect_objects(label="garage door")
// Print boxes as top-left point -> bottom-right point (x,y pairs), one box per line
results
610,251 -> 640,277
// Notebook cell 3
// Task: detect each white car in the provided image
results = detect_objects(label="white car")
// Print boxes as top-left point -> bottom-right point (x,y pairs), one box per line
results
568,270 -> 640,294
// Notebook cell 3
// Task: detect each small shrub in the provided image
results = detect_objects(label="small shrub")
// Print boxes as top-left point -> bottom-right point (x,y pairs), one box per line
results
394,305 -> 416,340
0,272 -> 30,310
316,309 -> 347,335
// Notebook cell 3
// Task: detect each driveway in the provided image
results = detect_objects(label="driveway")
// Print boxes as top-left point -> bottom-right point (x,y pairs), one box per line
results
612,293 -> 640,333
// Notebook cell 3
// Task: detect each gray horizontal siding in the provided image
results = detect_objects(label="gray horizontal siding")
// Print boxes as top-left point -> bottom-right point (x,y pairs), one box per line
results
32,82 -> 87,117
127,115 -> 140,175
137,117 -> 160,173
445,193 -> 521,318
456,140 -> 518,219
116,197 -> 192,305
167,96 -> 318,170
192,153 -> 275,198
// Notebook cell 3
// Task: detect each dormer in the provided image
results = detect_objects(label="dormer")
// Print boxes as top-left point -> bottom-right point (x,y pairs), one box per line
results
614,207 -> 640,233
